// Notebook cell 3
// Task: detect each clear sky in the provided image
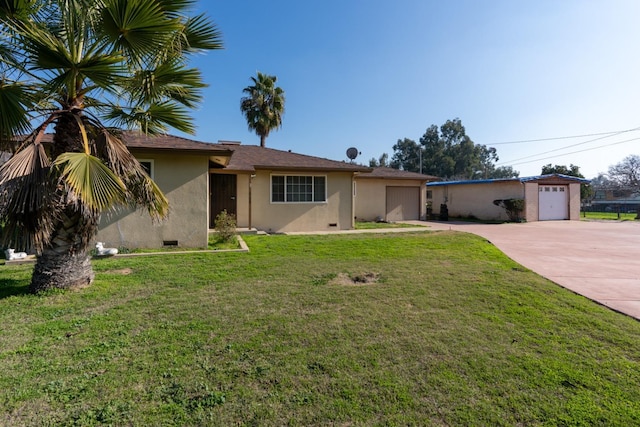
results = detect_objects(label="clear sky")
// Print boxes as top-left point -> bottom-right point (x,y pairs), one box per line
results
180,0 -> 640,179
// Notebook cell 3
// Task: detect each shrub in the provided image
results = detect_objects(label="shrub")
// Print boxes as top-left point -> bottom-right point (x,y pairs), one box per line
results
493,198 -> 525,222
214,210 -> 237,242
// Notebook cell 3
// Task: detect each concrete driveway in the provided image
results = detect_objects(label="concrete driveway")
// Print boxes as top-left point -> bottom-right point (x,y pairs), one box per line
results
424,220 -> 640,320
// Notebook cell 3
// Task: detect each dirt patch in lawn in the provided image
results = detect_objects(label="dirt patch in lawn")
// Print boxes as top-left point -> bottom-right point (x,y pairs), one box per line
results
331,272 -> 380,286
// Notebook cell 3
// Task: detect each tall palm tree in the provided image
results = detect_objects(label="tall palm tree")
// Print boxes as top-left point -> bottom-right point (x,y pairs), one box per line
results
0,0 -> 223,293
240,72 -> 285,147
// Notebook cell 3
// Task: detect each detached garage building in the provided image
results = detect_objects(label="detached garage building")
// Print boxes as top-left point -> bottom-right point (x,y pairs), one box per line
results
355,167 -> 439,221
427,174 -> 589,222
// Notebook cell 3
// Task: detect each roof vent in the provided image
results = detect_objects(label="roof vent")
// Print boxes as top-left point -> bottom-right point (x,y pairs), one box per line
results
218,140 -> 241,145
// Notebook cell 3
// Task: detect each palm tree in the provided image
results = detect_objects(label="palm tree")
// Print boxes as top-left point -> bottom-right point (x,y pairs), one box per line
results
240,72 -> 285,147
0,0 -> 223,293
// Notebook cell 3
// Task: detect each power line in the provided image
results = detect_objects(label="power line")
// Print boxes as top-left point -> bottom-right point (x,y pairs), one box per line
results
503,136 -> 640,167
496,127 -> 640,166
486,127 -> 640,145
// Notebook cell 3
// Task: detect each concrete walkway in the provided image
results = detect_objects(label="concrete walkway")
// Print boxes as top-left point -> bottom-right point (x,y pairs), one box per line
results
420,220 -> 640,320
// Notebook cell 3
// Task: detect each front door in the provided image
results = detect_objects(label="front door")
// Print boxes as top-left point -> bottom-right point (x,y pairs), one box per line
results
210,174 -> 237,227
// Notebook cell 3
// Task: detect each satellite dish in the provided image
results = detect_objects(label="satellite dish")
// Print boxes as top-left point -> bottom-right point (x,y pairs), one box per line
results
346,147 -> 359,161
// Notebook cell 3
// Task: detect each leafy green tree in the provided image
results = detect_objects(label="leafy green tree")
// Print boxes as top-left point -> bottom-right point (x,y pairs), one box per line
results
491,166 -> 520,179
369,153 -> 389,167
420,124 -> 453,177
390,138 -> 421,172
0,0 -> 222,292
240,72 -> 285,147
541,163 -> 591,200
388,118 -> 517,179
541,163 -> 584,177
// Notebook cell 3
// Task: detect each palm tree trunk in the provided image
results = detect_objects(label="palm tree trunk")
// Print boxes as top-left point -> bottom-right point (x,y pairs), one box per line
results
30,249 -> 94,293
260,134 -> 266,147
29,208 -> 98,293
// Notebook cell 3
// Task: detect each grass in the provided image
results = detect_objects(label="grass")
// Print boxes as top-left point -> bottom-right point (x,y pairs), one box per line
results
1,231 -> 640,425
354,221 -> 424,229
581,211 -> 638,221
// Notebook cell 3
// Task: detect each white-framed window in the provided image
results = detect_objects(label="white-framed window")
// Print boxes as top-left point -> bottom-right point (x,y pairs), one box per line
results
271,174 -> 327,203
138,159 -> 154,179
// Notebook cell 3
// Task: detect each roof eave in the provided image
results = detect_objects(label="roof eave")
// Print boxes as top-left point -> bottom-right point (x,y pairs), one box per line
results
253,165 -> 372,173
129,146 -> 234,157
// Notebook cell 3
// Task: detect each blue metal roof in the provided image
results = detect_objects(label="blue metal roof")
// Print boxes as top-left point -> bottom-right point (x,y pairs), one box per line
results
519,173 -> 590,183
427,173 -> 590,187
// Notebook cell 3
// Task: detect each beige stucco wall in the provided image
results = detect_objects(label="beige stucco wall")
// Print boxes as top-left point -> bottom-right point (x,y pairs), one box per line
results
569,183 -> 581,220
523,182 -> 539,221
230,172 -> 251,228
249,170 -> 355,232
354,178 -> 426,221
430,180 -> 585,222
430,181 -> 525,221
97,151 -> 209,249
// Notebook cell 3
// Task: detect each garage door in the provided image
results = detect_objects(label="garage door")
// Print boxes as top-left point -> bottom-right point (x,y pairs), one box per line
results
538,185 -> 568,220
386,186 -> 420,221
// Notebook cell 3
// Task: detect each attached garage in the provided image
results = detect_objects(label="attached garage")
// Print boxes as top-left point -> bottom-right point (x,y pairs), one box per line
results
427,174 -> 589,222
386,186 -> 420,221
354,167 -> 439,222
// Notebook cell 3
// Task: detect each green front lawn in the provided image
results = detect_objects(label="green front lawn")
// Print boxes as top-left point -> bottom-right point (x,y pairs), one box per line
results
1,232 -> 639,425
354,221 -> 424,229
582,211 -> 638,221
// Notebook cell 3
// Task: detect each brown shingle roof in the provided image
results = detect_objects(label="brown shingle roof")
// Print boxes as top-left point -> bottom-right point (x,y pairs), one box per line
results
356,166 -> 440,181
122,131 -> 231,155
219,144 -> 372,173
31,131 -> 371,173
35,131 -> 232,155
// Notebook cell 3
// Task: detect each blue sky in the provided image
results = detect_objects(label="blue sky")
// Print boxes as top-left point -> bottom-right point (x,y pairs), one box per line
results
181,0 -> 640,178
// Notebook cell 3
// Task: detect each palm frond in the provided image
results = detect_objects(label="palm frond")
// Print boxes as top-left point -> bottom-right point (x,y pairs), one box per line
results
181,13 -> 223,52
95,129 -> 168,219
154,0 -> 196,16
101,0 -> 180,64
53,152 -> 127,211
0,80 -> 32,140
75,53 -> 125,91
0,141 -> 56,250
0,141 -> 51,206
0,0 -> 39,21
126,61 -> 205,107
106,101 -> 195,134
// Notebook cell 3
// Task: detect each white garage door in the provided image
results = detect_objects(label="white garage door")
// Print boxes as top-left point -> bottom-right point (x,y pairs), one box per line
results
386,186 -> 420,221
538,185 -> 568,220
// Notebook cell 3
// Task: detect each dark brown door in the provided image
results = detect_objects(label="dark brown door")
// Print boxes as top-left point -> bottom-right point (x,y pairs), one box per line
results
210,174 -> 237,227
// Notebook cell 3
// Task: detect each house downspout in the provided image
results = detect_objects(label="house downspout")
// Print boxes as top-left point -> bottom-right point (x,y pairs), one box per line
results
351,172 -> 357,228
249,173 -> 255,229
